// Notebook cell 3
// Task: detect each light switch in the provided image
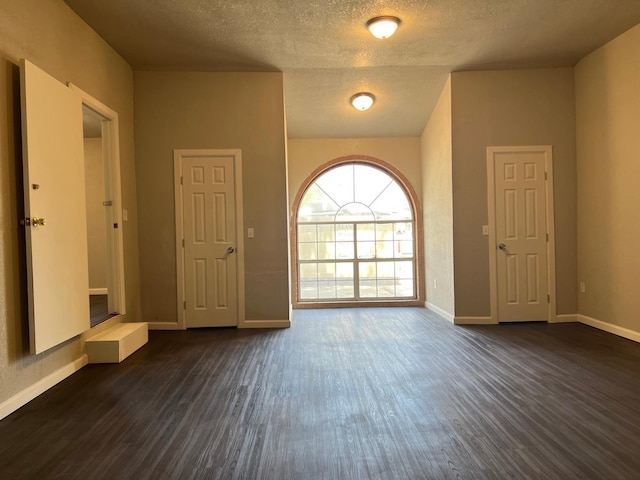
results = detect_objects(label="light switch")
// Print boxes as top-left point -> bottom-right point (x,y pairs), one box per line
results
247,227 -> 254,238
482,225 -> 489,235
122,209 -> 128,221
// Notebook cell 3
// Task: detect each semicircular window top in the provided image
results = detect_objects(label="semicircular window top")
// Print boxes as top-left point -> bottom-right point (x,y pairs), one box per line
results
297,163 -> 416,303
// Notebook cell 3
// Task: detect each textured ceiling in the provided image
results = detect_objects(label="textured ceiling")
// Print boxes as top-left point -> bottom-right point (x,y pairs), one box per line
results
64,0 -> 640,138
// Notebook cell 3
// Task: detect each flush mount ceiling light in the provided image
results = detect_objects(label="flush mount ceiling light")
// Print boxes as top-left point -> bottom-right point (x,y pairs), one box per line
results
350,92 -> 375,111
366,16 -> 401,39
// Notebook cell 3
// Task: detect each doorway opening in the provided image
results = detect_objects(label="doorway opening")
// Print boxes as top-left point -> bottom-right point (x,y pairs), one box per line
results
292,158 -> 424,308
75,87 -> 126,327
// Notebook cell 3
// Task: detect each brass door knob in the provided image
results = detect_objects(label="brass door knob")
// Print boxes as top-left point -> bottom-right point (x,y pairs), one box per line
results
32,217 -> 46,227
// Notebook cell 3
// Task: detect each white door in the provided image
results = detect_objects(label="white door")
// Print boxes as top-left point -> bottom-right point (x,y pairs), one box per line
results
489,146 -> 551,322
178,152 -> 239,327
21,59 -> 90,353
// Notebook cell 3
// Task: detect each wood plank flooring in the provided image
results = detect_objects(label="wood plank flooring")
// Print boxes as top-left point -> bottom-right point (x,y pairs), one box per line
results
2,308 -> 640,479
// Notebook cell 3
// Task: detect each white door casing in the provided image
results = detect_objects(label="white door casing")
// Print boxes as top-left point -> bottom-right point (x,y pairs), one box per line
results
487,146 -> 556,323
174,150 -> 245,328
20,59 -> 90,353
69,83 -> 127,318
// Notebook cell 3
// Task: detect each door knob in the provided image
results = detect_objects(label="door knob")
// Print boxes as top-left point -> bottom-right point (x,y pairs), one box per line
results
498,243 -> 507,251
226,247 -> 235,254
32,217 -> 46,227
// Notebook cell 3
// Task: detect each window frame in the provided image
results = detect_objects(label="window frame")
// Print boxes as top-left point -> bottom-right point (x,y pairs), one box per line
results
291,157 -> 425,309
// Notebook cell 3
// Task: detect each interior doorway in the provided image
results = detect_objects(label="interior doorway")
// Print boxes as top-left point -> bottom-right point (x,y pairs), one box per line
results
75,86 -> 127,327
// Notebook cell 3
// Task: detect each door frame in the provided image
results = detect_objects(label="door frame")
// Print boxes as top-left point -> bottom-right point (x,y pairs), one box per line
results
486,145 -> 557,323
69,83 -> 127,318
174,149 -> 245,329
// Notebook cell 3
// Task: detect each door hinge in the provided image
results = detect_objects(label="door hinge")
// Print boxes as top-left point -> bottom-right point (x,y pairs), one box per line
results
183,301 -> 186,310
182,238 -> 185,248
544,171 -> 548,180
113,223 -> 118,229
180,176 -> 183,185
546,233 -> 549,242
547,294 -> 550,303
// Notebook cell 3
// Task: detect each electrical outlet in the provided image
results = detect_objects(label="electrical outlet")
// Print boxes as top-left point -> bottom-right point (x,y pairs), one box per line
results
579,282 -> 586,293
247,227 -> 254,238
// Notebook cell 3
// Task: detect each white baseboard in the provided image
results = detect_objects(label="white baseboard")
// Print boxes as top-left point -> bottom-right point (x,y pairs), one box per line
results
454,316 -> 496,325
0,355 -> 88,421
578,314 -> 640,344
425,302 -> 454,323
89,288 -> 108,296
240,319 -> 291,329
147,321 -> 183,330
552,314 -> 578,323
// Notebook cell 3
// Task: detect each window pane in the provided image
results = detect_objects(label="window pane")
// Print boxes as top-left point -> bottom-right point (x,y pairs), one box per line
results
377,280 -> 396,298
377,262 -> 395,279
317,224 -> 335,242
336,203 -> 374,222
336,281 -> 354,298
336,224 -> 354,241
318,263 -> 336,279
315,164 -> 354,207
299,243 -> 317,260
354,165 -> 392,205
370,182 -> 412,221
318,242 -> 336,260
298,183 -> 339,222
395,261 -> 414,279
336,262 -> 354,279
298,224 -> 317,243
300,281 -> 318,299
356,224 -> 375,241
357,241 -> 376,259
318,281 -> 336,299
359,280 -> 377,298
396,279 -> 414,297
375,240 -> 394,259
299,263 -> 317,281
359,262 -> 376,279
336,242 -> 354,259
376,223 -> 394,241
395,241 -> 413,258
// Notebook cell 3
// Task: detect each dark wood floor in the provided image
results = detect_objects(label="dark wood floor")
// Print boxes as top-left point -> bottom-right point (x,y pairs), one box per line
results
2,308 -> 640,479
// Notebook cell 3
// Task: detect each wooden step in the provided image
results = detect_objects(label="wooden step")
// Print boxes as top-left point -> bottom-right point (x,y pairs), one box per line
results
86,322 -> 148,364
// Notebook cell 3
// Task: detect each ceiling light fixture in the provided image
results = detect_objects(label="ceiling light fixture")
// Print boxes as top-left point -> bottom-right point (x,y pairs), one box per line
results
366,16 -> 401,39
350,92 -> 375,111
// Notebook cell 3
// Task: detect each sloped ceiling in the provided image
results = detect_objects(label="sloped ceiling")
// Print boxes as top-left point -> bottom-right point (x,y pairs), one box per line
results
64,0 -> 640,138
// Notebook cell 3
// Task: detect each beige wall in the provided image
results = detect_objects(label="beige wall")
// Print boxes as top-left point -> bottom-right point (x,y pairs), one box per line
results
287,137 -> 422,207
0,0 -> 140,405
84,138 -> 107,289
421,77 -> 455,317
450,68 -> 577,317
575,24 -> 640,333
134,71 -> 289,323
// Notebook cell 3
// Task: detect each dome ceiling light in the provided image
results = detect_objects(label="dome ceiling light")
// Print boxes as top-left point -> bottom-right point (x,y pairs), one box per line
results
350,92 -> 375,111
366,16 -> 401,39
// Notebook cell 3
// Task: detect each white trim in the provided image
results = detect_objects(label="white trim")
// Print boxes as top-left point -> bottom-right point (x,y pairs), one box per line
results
240,319 -> 291,329
0,355 -> 88,421
552,314 -> 578,323
578,315 -> 640,344
68,83 -> 126,317
147,321 -> 183,331
89,288 -> 108,296
454,316 -> 496,325
174,149 -> 245,329
486,146 -> 556,323
426,302 -> 454,323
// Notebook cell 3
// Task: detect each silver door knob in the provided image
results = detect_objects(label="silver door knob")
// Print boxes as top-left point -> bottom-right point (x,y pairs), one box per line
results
226,247 -> 235,254
498,243 -> 507,251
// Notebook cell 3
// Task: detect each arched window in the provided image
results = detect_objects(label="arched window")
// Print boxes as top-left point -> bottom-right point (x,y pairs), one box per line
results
295,162 -> 417,303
